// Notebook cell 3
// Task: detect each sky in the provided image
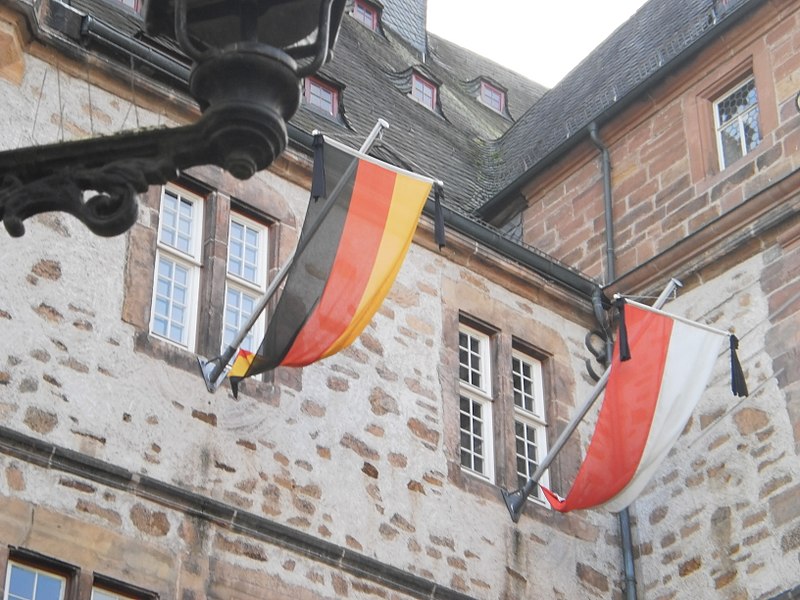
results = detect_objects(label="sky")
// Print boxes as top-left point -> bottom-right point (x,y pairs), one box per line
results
426,1 -> 650,88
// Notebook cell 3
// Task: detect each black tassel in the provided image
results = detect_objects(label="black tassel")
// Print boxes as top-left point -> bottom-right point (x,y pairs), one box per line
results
730,335 -> 748,397
230,378 -> 241,400
310,133 -> 326,200
434,184 -> 446,249
616,298 -> 631,362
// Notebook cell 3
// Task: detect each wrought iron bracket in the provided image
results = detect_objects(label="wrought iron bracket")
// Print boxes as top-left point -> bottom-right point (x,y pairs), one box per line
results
0,44 -> 299,238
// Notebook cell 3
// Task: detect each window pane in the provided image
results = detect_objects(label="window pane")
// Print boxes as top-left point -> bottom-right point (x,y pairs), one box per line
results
513,354 -> 539,414
743,109 -> 761,152
36,575 -> 64,600
223,287 -> 259,351
153,257 -> 191,345
459,395 -> 489,476
719,123 -> 743,168
459,329 -> 487,392
9,565 -> 35,598
228,218 -> 263,285
715,78 -> 760,169
515,419 -> 546,500
7,565 -> 64,600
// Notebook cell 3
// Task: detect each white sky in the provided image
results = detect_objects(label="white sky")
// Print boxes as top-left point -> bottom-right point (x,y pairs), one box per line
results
426,1 -> 650,88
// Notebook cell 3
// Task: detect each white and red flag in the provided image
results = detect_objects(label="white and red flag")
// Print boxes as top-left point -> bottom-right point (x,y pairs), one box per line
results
541,300 -> 736,513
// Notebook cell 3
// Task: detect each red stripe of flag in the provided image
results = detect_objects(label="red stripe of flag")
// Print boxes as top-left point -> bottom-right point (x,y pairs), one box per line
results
543,307 -> 673,511
280,160 -> 397,366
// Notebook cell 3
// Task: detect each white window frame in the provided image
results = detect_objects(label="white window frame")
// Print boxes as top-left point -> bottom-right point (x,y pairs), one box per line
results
149,185 -> 204,350
223,212 -> 269,356
713,76 -> 761,170
512,350 -> 549,504
458,324 -> 494,481
4,562 -> 66,600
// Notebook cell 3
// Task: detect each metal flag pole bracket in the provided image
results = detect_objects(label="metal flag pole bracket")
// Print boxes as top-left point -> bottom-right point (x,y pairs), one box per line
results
502,277 -> 682,522
197,119 -> 390,393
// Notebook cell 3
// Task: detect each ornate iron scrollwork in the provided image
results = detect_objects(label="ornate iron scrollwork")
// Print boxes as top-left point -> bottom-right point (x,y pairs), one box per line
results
0,0 -> 349,240
0,158 -> 176,237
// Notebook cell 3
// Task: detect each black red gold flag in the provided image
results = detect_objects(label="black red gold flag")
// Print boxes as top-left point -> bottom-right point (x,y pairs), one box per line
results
229,137 -> 433,394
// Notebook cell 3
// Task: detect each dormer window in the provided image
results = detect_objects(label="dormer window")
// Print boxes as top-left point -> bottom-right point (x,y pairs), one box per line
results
303,76 -> 340,118
479,80 -> 506,113
411,73 -> 437,111
116,0 -> 141,11
353,0 -> 379,31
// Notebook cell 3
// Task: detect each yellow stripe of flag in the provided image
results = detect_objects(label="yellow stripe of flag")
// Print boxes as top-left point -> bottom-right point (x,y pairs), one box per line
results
321,173 -> 432,358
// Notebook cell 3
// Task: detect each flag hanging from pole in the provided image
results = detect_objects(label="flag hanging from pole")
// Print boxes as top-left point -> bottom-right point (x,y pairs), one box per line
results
229,135 -> 434,396
541,300 -> 738,513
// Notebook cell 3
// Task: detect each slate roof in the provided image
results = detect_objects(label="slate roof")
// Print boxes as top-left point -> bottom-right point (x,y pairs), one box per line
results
379,0 -> 428,57
479,0 -> 764,217
45,0 -> 765,227
289,9 -> 546,211
58,0 -> 545,216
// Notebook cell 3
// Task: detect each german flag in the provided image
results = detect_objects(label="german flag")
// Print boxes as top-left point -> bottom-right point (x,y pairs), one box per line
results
232,135 -> 434,390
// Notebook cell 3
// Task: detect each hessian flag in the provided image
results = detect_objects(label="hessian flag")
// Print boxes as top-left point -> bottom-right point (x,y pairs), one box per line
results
541,301 -> 732,513
230,135 -> 433,393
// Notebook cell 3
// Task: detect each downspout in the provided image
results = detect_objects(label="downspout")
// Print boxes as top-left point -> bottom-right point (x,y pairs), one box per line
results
588,122 -> 615,283
588,123 -> 637,600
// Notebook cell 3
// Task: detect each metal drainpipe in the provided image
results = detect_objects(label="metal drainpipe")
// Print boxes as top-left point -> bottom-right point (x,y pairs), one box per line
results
588,123 -> 637,600
588,122 -> 615,283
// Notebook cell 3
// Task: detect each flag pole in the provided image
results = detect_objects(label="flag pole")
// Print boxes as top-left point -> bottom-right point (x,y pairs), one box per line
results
501,278 -> 682,522
197,119 -> 390,392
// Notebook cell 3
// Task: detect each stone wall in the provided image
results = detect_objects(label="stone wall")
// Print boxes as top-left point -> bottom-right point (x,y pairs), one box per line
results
625,252 -> 800,599
520,0 -> 800,285
512,0 -> 800,597
0,14 -> 622,600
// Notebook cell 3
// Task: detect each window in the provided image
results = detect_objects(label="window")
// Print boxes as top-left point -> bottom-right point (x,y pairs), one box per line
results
512,350 -> 549,503
454,316 -> 553,508
458,325 -> 494,480
223,213 -> 269,355
352,0 -> 379,30
91,581 -> 157,600
713,77 -> 761,170
92,590 -> 130,600
4,563 -> 65,600
303,77 -> 339,118
410,73 -> 437,111
150,186 -> 203,350
115,0 -> 141,11
479,81 -> 505,113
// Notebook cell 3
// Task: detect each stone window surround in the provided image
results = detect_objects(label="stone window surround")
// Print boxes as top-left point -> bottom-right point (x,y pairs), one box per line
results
440,275 -> 582,519
122,166 -> 287,390
685,37 -> 777,188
